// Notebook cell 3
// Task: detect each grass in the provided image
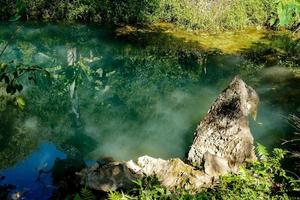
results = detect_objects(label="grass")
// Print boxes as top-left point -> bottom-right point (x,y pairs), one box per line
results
0,0 -> 280,31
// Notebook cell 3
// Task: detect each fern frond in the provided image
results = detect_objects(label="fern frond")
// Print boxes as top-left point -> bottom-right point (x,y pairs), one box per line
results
256,143 -> 269,161
80,187 -> 95,200
108,191 -> 132,200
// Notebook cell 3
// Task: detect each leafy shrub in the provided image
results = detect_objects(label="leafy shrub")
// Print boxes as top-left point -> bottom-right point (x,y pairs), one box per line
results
211,144 -> 296,199
0,0 -> 282,30
0,0 -> 17,20
99,0 -> 161,24
269,0 -> 300,29
158,0 -> 276,31
2,0 -> 300,31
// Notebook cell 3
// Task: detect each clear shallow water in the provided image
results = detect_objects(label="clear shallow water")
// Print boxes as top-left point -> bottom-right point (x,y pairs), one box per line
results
0,22 -> 299,194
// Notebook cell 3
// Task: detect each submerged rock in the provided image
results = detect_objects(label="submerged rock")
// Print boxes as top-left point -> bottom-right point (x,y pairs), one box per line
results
188,76 -> 258,176
78,76 -> 259,191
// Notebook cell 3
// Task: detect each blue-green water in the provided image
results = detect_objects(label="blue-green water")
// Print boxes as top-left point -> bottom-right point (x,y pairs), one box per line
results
0,23 -> 299,195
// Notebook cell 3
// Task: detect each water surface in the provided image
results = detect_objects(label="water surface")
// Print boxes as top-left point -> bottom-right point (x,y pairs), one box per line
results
0,22 -> 299,171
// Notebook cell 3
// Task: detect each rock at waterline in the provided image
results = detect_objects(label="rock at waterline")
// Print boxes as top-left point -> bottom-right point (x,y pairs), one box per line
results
188,76 -> 258,176
76,161 -> 141,192
134,156 -> 213,192
77,76 -> 259,191
77,156 -> 214,192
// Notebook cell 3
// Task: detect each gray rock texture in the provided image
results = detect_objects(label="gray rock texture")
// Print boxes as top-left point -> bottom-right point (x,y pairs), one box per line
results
187,76 -> 258,176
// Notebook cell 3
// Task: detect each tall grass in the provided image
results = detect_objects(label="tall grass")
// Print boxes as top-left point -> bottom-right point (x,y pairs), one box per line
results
158,0 -> 276,31
0,0 -> 291,31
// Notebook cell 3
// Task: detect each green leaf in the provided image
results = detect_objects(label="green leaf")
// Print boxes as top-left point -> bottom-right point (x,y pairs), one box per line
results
0,63 -> 7,71
80,188 -> 95,200
15,96 -> 26,110
269,18 -> 277,26
256,143 -> 269,161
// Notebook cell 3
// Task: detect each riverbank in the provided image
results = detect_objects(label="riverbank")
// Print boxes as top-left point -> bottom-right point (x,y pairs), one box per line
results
1,0 -> 299,32
116,22 -> 300,54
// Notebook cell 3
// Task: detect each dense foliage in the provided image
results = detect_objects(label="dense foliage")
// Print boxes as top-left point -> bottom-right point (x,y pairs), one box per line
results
270,0 -> 300,30
0,0 -> 299,31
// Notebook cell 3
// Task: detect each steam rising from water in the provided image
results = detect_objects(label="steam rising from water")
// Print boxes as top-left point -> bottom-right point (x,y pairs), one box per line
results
87,87 -> 218,160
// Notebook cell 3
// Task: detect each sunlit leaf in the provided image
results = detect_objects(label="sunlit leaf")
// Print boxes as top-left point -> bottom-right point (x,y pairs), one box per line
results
269,18 -> 277,26
15,96 -> 26,110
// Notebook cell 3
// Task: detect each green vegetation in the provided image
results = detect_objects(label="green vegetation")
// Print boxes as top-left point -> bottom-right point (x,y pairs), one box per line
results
0,62 -> 50,95
270,0 -> 300,30
0,0 -> 299,31
107,145 -> 300,200
158,0 -> 275,30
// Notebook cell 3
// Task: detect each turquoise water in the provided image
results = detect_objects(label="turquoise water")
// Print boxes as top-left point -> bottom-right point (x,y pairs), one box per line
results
0,22 -> 299,171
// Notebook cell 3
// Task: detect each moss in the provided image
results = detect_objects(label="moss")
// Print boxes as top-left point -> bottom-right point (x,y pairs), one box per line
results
116,22 -> 299,54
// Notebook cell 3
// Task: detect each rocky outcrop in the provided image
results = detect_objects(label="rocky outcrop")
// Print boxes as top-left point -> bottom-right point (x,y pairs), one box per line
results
188,76 -> 258,176
78,156 -> 214,192
77,76 -> 259,192
133,156 -> 214,192
77,161 -> 141,192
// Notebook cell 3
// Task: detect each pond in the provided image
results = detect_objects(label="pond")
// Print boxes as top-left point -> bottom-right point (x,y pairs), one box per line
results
0,22 -> 299,199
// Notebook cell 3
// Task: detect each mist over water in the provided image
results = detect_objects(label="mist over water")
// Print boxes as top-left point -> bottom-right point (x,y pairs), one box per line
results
88,87 -> 218,160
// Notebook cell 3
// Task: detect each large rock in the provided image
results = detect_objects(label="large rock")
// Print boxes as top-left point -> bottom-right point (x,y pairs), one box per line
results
135,156 -> 213,192
188,76 -> 258,176
77,156 -> 214,192
77,161 -> 141,192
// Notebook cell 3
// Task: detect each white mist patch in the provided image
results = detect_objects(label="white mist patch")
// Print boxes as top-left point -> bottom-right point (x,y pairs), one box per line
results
249,98 -> 289,147
34,52 -> 53,65
260,66 -> 294,83
24,117 -> 38,130
88,86 -> 218,161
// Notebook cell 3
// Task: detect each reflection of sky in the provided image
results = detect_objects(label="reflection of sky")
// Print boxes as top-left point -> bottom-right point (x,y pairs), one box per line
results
0,143 -> 66,200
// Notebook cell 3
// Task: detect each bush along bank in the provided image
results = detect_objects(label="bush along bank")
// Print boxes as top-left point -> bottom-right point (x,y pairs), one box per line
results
0,0 -> 299,31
